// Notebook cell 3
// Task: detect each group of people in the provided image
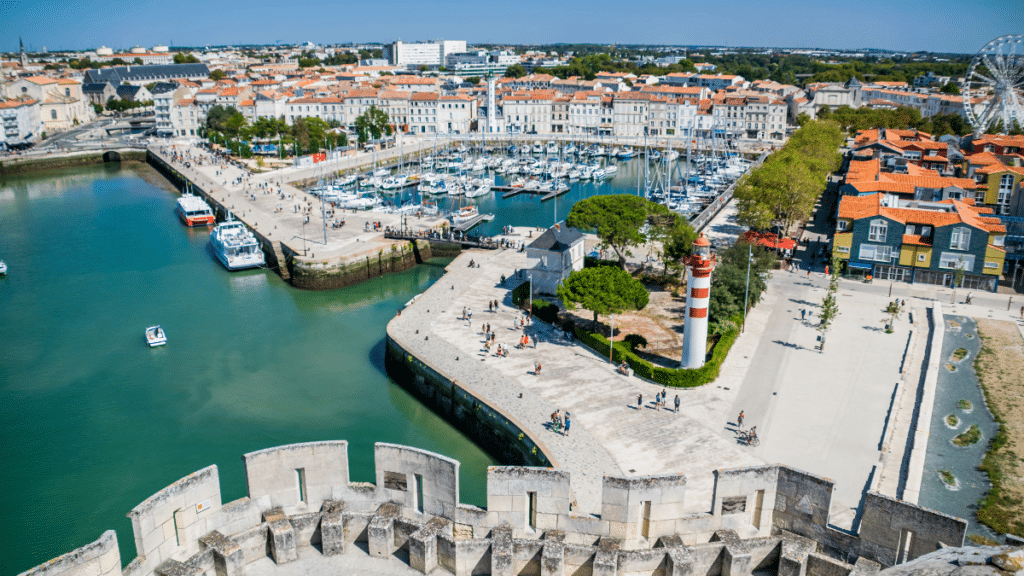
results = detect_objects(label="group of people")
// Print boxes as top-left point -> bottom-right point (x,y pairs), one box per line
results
635,390 -> 681,412
549,409 -> 570,435
736,410 -> 758,445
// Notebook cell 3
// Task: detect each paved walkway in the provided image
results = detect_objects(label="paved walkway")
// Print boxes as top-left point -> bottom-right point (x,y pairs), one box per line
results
150,143 -> 447,264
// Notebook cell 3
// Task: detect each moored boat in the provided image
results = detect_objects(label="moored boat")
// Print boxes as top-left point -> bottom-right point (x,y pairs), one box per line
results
210,219 -> 265,271
177,193 -> 215,226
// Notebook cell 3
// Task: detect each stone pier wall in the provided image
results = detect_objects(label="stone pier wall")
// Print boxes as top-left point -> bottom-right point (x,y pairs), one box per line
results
289,240 -> 427,290
0,149 -> 147,176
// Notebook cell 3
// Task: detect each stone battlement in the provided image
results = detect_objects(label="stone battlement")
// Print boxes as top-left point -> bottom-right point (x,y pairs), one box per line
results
21,441 -> 966,576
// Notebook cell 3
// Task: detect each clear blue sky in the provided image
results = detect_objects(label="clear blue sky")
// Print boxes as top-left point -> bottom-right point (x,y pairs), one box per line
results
0,0 -> 1019,54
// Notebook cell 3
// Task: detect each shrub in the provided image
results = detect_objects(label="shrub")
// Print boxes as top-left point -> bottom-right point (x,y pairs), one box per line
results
572,314 -> 741,388
623,334 -> 648,350
531,300 -> 560,324
584,256 -> 620,268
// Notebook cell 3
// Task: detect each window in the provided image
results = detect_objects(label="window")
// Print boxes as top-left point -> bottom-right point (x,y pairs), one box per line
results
939,252 -> 974,271
905,225 -> 915,236
50,109 -> 57,119
859,244 -> 892,262
949,227 -> 971,250
993,235 -> 1005,247
984,261 -> 1000,269
836,245 -> 850,254
918,253 -> 927,262
869,219 -> 888,242
921,226 -> 932,238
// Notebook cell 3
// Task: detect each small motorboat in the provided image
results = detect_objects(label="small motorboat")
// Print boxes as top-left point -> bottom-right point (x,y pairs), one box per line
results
0,260 -> 6,276
146,325 -> 168,347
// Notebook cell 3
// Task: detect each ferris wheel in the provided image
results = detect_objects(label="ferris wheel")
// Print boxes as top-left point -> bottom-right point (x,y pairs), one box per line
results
963,35 -> 1024,135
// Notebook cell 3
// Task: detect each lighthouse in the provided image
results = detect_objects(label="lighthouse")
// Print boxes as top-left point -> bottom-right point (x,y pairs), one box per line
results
681,234 -> 717,369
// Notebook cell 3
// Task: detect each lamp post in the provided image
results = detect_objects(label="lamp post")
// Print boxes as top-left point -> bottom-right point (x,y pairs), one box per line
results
609,314 -> 615,364
742,242 -> 752,333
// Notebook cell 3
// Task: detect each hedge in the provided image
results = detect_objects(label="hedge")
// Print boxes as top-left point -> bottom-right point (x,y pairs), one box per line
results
531,300 -> 560,324
572,315 -> 742,388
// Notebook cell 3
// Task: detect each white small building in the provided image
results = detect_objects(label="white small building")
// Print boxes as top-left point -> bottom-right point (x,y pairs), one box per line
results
525,222 -> 586,295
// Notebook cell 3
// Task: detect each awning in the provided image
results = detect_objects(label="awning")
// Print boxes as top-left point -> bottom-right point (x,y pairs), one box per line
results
741,230 -> 798,250
847,262 -> 873,271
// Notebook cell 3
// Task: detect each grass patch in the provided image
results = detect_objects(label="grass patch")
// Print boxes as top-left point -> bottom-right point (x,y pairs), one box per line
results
952,347 -> 968,361
953,424 -> 981,447
949,320 -> 961,328
967,333 -> 974,339
967,534 -> 1001,546
947,414 -> 959,427
959,399 -> 973,410
939,469 -> 956,486
946,363 -> 957,372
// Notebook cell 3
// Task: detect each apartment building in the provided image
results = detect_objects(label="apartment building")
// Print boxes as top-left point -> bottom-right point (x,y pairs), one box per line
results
612,92 -> 650,137
834,193 -> 1006,291
0,98 -> 41,146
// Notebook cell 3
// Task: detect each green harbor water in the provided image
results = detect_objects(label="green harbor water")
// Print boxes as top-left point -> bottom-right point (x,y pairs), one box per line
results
0,163 -> 497,575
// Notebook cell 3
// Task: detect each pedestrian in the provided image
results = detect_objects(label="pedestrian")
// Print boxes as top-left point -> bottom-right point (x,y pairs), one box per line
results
534,361 -> 540,374
662,388 -> 668,409
637,393 -> 643,410
489,301 -> 493,313
807,269 -> 811,279
468,308 -> 473,322
533,334 -> 538,348
674,394 -> 680,413
536,362 -> 542,376
1021,305 -> 1023,320
966,292 -> 973,305
564,412 -> 571,436
738,411 -> 745,427
807,310 -> 813,321
801,309 -> 806,320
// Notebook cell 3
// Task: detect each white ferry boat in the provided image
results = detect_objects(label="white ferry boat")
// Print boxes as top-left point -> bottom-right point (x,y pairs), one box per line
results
210,219 -> 265,271
177,193 -> 215,226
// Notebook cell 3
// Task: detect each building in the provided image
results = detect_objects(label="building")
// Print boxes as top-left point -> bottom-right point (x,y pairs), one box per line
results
384,40 -> 467,68
444,50 -> 520,77
834,193 -> 1006,291
81,82 -> 118,106
83,64 -> 211,86
524,221 -> 585,295
0,98 -> 41,147
5,76 -> 93,131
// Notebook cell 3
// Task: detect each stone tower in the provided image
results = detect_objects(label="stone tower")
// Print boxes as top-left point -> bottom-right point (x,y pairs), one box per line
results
20,37 -> 28,67
681,234 -> 716,369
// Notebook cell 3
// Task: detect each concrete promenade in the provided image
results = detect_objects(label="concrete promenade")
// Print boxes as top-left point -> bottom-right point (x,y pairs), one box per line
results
148,142 -> 447,269
388,245 -> 767,520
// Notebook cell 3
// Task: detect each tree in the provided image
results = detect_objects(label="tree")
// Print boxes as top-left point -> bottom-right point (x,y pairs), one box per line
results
206,105 -> 243,134
566,194 -> 670,269
707,241 -> 775,324
816,253 -> 843,352
464,77 -> 481,85
557,266 -> 649,328
939,82 -> 960,95
354,105 -> 392,145
174,52 -> 200,64
504,64 -> 527,78
795,113 -> 811,127
133,58 -> 144,65
209,69 -> 226,81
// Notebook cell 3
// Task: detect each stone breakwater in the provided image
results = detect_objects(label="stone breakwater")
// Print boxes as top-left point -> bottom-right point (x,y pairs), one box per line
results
19,440 -> 970,576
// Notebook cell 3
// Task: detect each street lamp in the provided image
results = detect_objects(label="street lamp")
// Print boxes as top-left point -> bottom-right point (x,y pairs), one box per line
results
742,242 -> 753,333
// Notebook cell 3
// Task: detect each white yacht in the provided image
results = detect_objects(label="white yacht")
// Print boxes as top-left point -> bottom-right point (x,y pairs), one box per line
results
145,325 -> 167,347
451,205 -> 480,225
465,183 -> 491,198
380,175 -> 408,190
0,260 -> 7,275
210,219 -> 265,271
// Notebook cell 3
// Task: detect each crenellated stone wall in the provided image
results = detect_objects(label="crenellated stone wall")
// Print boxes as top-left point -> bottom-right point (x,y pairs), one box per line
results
20,441 -> 968,576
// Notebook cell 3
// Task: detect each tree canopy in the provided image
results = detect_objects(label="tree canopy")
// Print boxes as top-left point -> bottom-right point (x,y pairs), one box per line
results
707,241 -> 776,325
557,266 -> 649,327
566,194 -> 672,269
504,64 -> 527,78
173,52 -> 200,64
734,120 -> 844,235
354,105 -> 392,145
209,69 -> 226,80
205,105 -> 244,136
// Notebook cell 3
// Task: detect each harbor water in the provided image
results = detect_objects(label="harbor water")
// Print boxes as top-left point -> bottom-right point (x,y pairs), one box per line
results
0,163 -> 498,575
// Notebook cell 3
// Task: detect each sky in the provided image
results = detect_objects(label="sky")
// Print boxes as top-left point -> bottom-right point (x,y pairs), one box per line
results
0,0 -> 1020,55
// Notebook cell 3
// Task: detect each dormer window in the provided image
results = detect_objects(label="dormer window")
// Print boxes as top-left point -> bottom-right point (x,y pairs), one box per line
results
869,219 -> 887,242
905,225 -> 915,236
950,227 -> 971,250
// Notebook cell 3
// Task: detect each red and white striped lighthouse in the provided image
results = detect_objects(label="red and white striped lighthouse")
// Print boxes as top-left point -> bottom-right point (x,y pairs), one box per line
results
682,234 -> 717,369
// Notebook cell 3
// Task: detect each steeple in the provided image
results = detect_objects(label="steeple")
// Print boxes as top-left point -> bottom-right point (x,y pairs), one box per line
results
20,37 -> 28,67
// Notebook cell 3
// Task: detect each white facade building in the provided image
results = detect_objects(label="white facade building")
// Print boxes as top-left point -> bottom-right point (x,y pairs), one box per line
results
385,40 -> 467,67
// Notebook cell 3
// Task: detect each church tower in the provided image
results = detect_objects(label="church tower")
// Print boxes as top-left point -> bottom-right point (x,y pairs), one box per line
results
20,37 -> 28,67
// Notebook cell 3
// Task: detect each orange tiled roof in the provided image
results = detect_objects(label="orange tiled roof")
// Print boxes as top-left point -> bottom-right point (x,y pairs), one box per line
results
838,193 -> 1006,233
901,234 -> 931,246
24,76 -> 58,84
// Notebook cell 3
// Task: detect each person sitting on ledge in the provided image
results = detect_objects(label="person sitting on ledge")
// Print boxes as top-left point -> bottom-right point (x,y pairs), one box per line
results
617,361 -> 629,375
